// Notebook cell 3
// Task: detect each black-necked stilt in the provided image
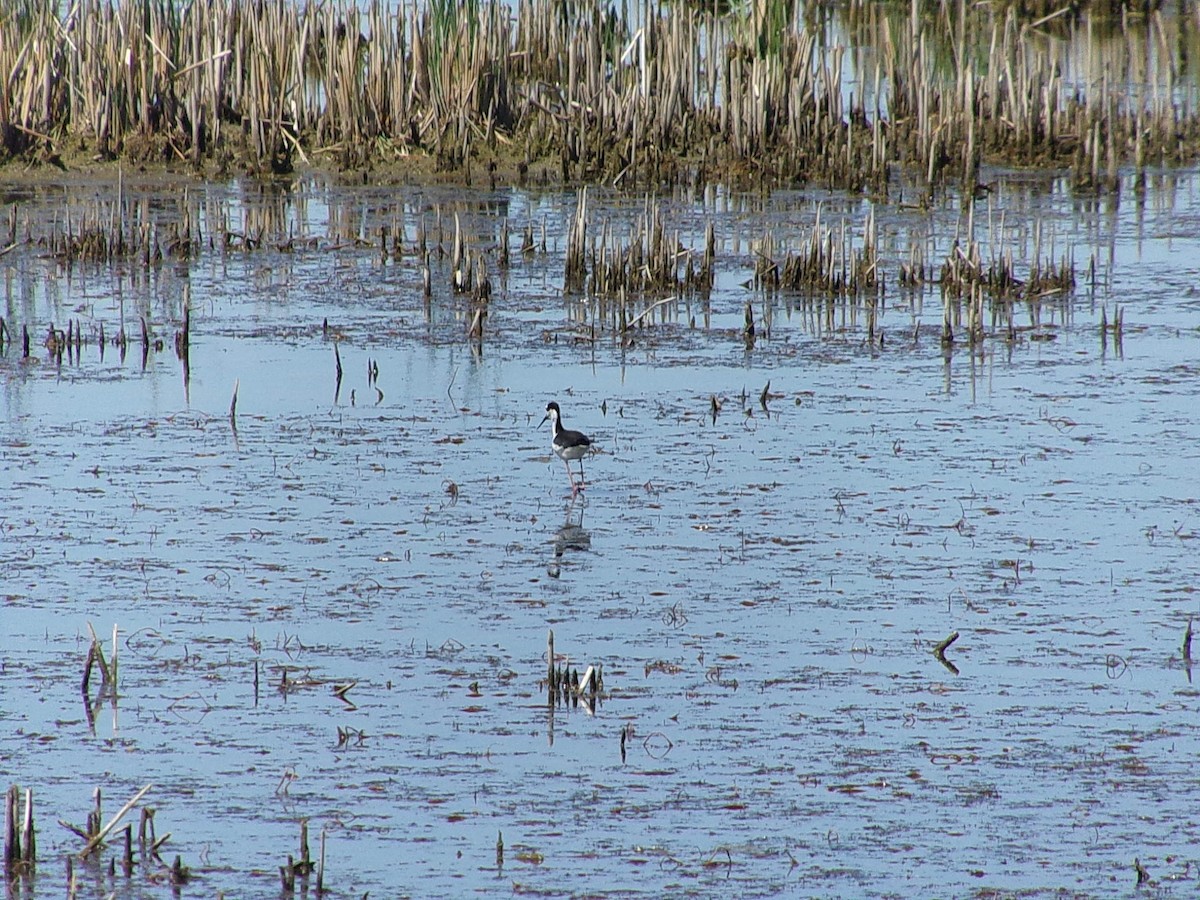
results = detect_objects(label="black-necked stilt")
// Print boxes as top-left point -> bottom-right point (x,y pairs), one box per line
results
540,401 -> 592,496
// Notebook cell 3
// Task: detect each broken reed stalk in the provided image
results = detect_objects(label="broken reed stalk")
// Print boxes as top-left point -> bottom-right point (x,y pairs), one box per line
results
317,827 -> 326,894
4,786 -> 19,877
110,623 -> 118,688
545,629 -> 603,705
82,622 -> 117,692
89,788 -> 101,839
4,786 -> 36,877
280,855 -> 296,892
451,212 -> 468,292
138,806 -> 156,848
177,303 -> 190,361
81,643 -> 96,697
933,631 -> 960,660
577,665 -> 596,695
278,819 -> 315,890
623,296 -> 676,332
21,788 -> 34,871
299,819 -> 311,874
79,783 -> 153,860
1135,857 -> 1150,885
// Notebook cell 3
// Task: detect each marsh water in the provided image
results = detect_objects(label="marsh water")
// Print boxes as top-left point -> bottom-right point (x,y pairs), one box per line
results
3,165 -> 1200,899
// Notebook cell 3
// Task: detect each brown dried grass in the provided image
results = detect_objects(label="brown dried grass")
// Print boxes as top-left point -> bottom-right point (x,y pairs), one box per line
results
0,0 -> 1195,192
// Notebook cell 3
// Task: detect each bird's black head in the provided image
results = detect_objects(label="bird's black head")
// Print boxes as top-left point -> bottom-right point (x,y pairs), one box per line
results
539,401 -> 561,428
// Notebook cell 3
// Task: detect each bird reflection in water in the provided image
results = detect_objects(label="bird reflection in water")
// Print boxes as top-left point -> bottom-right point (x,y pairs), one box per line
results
548,498 -> 590,578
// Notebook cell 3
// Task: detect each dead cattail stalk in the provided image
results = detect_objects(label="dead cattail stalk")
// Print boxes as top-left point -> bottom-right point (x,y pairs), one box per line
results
78,783 -> 154,860
4,785 -> 19,878
83,622 -> 115,691
280,856 -> 296,892
299,819 -> 311,874
933,632 -> 960,657
21,788 -> 34,869
0,0 -> 1195,190
316,827 -> 326,894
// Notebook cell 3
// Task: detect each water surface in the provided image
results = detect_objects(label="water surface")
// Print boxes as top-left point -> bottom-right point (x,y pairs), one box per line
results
3,168 -> 1200,898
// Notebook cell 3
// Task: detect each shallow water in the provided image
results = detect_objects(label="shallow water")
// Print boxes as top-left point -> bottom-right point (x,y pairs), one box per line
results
3,168 -> 1200,898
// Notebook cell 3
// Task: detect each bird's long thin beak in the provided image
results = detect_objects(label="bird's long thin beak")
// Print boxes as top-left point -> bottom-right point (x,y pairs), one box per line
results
538,414 -> 549,428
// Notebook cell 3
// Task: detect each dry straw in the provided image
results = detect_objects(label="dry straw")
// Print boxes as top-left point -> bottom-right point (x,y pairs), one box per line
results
2,0 -> 1195,188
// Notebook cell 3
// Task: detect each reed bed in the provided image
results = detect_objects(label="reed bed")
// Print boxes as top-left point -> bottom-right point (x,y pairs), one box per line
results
576,198 -> 713,296
852,0 -> 1200,194
2,186 -> 1079,357
562,191 -> 714,333
754,205 -> 878,297
936,211 -> 1077,346
938,205 -> 1076,301
4,0 -> 1197,188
